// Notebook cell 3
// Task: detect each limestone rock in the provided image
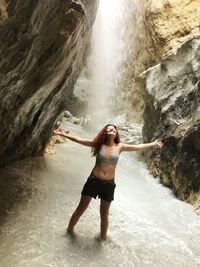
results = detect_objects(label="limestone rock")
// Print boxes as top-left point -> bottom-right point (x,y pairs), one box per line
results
145,0 -> 200,53
0,0 -> 97,165
141,36 -> 200,205
0,0 -> 7,21
119,0 -> 200,121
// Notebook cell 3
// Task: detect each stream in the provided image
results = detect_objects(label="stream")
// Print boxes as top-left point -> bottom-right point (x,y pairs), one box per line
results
0,122 -> 199,267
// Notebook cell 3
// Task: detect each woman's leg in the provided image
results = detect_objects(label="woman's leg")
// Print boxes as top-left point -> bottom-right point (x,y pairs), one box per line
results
100,199 -> 111,240
67,195 -> 92,233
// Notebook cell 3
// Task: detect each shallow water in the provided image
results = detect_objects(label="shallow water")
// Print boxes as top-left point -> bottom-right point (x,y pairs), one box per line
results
0,123 -> 199,267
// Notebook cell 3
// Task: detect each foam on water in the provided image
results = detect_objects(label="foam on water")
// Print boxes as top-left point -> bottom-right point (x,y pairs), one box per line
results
0,123 -> 199,267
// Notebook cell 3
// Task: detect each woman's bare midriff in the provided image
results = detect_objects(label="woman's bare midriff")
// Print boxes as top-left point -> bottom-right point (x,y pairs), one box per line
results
92,162 -> 116,180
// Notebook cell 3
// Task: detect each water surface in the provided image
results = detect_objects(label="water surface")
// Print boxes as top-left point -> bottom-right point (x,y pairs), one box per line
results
0,123 -> 199,267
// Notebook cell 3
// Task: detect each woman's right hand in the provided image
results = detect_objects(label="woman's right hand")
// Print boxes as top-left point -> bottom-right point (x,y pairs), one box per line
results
53,128 -> 69,136
154,139 -> 164,148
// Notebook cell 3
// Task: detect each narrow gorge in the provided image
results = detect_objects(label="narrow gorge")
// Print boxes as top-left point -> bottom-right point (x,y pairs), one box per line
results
0,1 -> 199,266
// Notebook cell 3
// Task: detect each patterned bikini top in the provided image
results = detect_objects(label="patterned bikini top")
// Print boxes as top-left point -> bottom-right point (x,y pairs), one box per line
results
96,148 -> 119,166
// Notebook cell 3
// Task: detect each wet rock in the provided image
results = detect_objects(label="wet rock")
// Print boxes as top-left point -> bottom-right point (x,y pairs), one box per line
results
45,135 -> 65,154
54,111 -> 66,129
118,123 -> 143,144
63,110 -> 73,119
141,36 -> 200,206
115,0 -> 200,121
0,0 -> 98,166
71,117 -> 81,125
63,110 -> 81,125
55,121 -> 62,129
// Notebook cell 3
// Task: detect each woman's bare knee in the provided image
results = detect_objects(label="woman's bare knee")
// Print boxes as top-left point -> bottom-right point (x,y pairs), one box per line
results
76,195 -> 92,213
100,199 -> 110,218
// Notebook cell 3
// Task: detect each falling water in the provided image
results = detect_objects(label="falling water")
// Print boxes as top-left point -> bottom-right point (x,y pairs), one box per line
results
86,0 -> 125,118
73,0 -> 142,128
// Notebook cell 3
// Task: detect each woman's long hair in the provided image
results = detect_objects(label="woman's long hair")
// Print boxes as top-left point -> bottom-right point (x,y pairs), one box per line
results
91,124 -> 121,156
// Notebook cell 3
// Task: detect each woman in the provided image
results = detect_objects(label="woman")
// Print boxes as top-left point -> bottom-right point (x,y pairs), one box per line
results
53,124 -> 163,241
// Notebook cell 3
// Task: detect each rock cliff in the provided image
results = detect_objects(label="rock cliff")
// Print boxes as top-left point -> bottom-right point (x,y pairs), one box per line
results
120,0 -> 200,121
145,0 -> 200,53
0,0 -> 97,165
141,36 -> 200,208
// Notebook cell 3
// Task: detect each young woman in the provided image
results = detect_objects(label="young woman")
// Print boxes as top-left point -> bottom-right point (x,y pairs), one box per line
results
53,124 -> 163,241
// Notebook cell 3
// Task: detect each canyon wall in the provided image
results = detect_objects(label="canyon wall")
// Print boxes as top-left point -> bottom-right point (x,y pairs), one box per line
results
136,1 -> 200,208
0,0 -> 97,165
121,0 -> 200,121
145,0 -> 200,54
117,0 -> 200,208
141,35 -> 200,209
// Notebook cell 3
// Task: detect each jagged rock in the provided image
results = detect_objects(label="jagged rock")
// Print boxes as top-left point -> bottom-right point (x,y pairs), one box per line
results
116,0 -> 200,121
68,1 -> 200,123
0,0 -> 98,166
141,36 -> 200,205
145,0 -> 200,53
118,123 -> 143,144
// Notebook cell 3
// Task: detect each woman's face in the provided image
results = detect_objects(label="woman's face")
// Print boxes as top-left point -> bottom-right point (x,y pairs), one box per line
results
106,125 -> 117,136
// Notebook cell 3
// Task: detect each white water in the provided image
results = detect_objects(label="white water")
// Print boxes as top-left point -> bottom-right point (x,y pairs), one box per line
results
74,0 -> 140,127
0,122 -> 199,267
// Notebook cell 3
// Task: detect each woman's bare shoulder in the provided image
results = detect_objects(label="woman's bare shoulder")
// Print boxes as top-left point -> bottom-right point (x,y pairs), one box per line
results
116,143 -> 123,151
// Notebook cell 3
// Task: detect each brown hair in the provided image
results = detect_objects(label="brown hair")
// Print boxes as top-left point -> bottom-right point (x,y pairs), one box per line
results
91,124 -> 121,156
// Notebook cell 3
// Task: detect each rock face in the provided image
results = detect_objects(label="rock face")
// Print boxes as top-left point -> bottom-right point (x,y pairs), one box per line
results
0,0 -> 97,165
145,0 -> 200,53
119,0 -> 200,121
141,36 -> 200,206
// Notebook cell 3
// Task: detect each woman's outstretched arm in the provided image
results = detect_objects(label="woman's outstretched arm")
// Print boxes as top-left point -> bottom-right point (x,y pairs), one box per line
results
53,128 -> 94,147
120,139 -> 164,152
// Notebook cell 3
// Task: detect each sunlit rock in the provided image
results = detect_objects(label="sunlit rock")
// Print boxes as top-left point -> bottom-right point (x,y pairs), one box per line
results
0,0 -> 7,21
0,0 -> 97,166
145,0 -> 200,53
119,0 -> 200,120
141,36 -> 200,206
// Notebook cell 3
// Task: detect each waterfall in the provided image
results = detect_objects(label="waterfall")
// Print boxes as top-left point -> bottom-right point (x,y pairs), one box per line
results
73,0 -> 143,129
